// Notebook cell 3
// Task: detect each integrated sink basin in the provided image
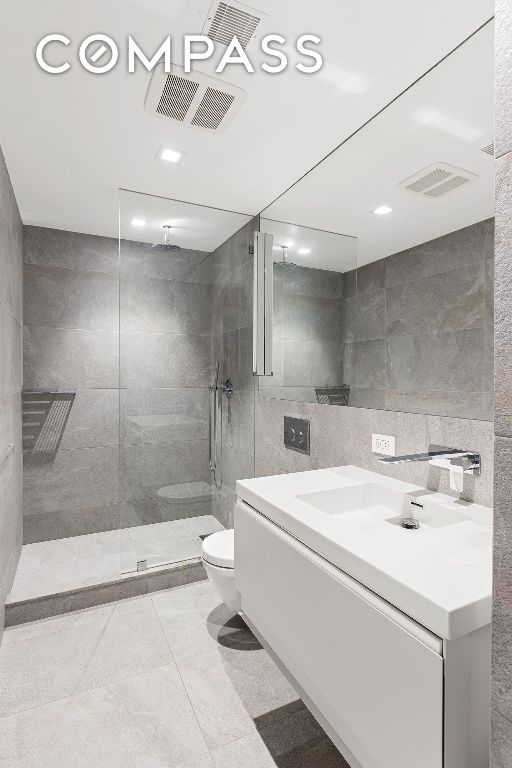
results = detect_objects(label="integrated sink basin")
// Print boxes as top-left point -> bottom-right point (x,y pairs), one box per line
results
236,464 -> 492,639
297,482 -> 471,529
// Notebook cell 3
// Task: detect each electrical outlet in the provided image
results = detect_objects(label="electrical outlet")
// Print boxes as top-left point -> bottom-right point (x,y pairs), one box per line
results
372,433 -> 396,456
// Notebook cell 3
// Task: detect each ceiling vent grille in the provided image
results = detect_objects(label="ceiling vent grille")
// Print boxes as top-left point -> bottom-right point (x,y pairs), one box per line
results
191,87 -> 235,130
481,142 -> 495,156
398,163 -> 478,199
145,64 -> 246,133
157,75 -> 199,121
204,1 -> 262,49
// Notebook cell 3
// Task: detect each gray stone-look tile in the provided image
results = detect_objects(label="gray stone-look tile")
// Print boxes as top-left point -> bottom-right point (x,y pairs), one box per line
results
283,339 -> 343,388
385,220 -> 493,287
355,339 -> 385,389
0,664 -> 214,768
23,504 -> 120,544
386,263 -> 485,338
24,326 -> 118,390
491,709 -> 512,768
59,388 -> 119,450
24,264 -> 119,331
356,289 -> 385,341
282,294 -> 343,342
386,389 -> 486,421
121,331 -> 211,389
24,226 -> 119,274
121,440 -> 209,501
496,153 -> 512,424
146,245 -> 210,282
356,259 -> 385,295
280,265 -> 344,299
496,0 -> 512,158
23,445 -> 119,517
386,329 -> 484,393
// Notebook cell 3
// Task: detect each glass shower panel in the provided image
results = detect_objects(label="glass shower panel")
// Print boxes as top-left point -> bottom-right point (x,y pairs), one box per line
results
118,190 -> 255,573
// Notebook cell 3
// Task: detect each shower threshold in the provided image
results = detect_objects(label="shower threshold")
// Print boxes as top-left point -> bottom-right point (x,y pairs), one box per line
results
6,516 -> 224,626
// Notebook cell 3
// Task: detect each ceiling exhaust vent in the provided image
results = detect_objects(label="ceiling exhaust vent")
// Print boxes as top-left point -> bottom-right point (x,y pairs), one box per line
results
145,64 -> 246,132
398,163 -> 478,199
203,1 -> 263,49
481,142 -> 495,156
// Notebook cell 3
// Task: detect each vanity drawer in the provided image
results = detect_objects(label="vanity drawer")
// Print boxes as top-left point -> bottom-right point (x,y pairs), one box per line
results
235,501 -> 444,768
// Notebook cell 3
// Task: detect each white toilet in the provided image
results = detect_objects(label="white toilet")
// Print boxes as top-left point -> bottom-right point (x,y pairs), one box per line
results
201,529 -> 241,613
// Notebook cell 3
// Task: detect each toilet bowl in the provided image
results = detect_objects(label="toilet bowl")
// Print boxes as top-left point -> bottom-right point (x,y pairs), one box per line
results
201,529 -> 240,613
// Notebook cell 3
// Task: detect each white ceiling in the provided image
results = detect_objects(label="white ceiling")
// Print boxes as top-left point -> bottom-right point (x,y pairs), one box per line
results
120,190 -> 251,251
0,0 -> 494,244
264,21 -> 495,266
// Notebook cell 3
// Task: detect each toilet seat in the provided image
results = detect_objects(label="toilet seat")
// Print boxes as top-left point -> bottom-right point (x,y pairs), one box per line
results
202,529 -> 234,569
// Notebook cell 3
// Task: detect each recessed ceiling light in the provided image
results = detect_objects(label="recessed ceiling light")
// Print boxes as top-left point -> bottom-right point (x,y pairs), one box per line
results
373,206 -> 393,215
131,218 -> 146,227
298,248 -> 311,255
156,146 -> 185,164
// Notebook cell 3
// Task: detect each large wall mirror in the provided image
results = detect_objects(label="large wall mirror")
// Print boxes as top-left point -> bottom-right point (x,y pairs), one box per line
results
258,23 -> 494,421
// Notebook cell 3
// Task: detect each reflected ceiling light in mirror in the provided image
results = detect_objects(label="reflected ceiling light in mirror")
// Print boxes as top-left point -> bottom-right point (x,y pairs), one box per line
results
373,206 -> 393,215
298,248 -> 311,255
131,218 -> 146,227
319,65 -> 370,95
413,109 -> 483,143
156,146 -> 185,164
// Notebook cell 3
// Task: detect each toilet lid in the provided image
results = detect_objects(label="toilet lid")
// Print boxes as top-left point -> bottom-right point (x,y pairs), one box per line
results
202,529 -> 234,569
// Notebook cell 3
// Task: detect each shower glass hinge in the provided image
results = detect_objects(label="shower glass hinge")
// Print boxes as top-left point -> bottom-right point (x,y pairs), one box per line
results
136,559 -> 148,572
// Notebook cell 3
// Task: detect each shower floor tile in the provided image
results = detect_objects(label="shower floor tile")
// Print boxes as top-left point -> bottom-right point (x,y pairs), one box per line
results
7,516 -> 224,604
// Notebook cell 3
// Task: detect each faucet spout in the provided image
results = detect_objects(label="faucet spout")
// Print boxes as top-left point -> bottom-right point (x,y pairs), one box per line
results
379,449 -> 481,475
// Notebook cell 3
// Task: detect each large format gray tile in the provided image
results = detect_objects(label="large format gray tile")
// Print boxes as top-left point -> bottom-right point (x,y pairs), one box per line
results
281,265 -> 344,299
24,264 -> 119,331
496,0 -> 512,158
491,709 -> 512,768
386,329 -> 484,393
23,445 -> 119,516
386,263 -> 485,338
152,580 -> 253,660
355,339 -> 385,389
355,289 -> 385,341
24,326 -> 118,389
385,220 -> 493,287
121,440 -> 209,501
121,332 -> 211,388
0,664 -> 214,768
24,226 -> 119,274
283,339 -> 343,388
59,389 -> 119,449
282,295 -> 343,342
495,153 -> 512,425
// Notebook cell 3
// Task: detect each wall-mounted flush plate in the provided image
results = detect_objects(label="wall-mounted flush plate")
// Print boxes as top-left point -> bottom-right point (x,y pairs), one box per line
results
372,433 -> 396,456
284,416 -> 310,455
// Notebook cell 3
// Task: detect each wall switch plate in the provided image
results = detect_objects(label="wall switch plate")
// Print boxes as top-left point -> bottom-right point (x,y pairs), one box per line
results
284,416 -> 310,455
372,433 -> 396,456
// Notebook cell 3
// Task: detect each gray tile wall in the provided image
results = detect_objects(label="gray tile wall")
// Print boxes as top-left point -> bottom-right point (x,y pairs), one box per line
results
23,226 -> 121,543
119,241 -> 213,530
22,227 -> 214,542
0,146 -> 23,644
259,264 -> 345,402
255,396 -> 493,507
343,219 -> 494,418
492,3 -> 512,763
206,218 -> 259,528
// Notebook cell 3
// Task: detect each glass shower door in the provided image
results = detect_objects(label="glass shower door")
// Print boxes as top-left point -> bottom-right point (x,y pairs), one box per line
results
118,189 -> 255,573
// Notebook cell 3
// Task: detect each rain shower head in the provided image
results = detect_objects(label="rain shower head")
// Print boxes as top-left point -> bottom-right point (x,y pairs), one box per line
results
277,245 -> 297,269
152,225 -> 181,252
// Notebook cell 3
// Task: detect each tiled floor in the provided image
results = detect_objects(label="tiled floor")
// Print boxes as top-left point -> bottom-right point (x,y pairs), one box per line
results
8,516 -> 224,603
0,580 -> 350,767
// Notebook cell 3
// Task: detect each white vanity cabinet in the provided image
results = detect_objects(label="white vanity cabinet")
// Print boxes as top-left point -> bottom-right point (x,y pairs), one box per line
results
235,499 -> 490,768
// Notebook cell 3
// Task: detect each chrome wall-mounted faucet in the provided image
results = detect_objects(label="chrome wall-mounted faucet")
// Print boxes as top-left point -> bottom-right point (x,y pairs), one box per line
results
379,449 -> 481,475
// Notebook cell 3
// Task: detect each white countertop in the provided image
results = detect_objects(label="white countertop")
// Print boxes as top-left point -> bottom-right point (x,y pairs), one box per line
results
236,465 -> 492,640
